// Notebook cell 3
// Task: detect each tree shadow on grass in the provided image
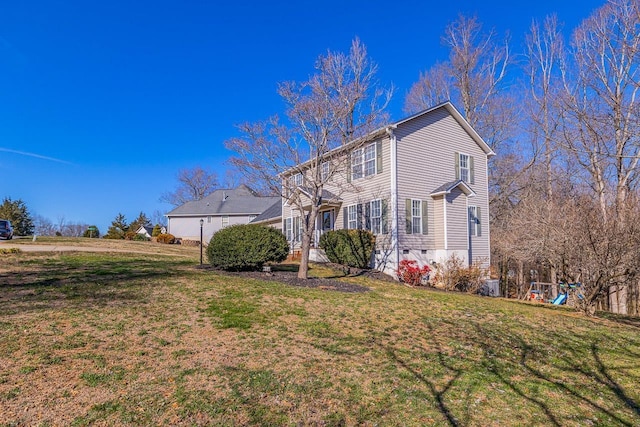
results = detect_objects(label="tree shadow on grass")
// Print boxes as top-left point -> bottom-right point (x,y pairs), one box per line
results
473,324 -> 640,426
0,255 -> 186,313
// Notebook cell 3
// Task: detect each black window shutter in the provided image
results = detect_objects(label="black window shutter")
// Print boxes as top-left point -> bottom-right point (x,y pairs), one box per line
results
376,140 -> 383,174
405,199 -> 412,234
455,152 -> 460,180
477,206 -> 482,236
357,204 -> 363,229
364,202 -> 371,230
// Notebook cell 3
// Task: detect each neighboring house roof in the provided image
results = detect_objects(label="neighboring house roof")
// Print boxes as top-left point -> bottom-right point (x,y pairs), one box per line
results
250,200 -> 282,224
136,225 -> 154,236
430,180 -> 476,197
166,185 -> 280,217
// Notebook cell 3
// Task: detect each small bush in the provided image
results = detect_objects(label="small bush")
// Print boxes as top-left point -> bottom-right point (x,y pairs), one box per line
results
151,224 -> 162,237
124,231 -> 137,241
133,233 -> 150,242
319,229 -> 375,269
156,233 -> 176,244
436,254 -> 486,293
397,260 -> 431,286
206,224 -> 288,271
0,247 -> 21,254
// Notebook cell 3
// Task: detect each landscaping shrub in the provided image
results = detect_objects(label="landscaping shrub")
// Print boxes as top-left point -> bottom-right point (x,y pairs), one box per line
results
435,254 -> 486,293
319,229 -> 375,269
206,224 -> 288,271
397,260 -> 431,286
124,231 -> 137,240
156,233 -> 176,244
151,224 -> 162,237
133,233 -> 150,241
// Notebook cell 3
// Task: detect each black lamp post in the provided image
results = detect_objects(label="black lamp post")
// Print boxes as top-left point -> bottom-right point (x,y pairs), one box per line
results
199,218 -> 204,266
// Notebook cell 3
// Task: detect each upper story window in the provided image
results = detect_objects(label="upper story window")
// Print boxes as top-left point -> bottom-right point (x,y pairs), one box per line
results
459,154 -> 469,182
456,152 -> 474,184
292,173 -> 303,186
351,143 -> 376,180
221,216 -> 229,228
321,162 -> 330,181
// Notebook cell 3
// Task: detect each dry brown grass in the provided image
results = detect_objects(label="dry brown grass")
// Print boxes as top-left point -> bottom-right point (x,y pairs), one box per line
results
1,245 -> 639,426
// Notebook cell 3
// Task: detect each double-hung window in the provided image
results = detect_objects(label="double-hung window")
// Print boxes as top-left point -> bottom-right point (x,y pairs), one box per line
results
468,206 -> 481,236
321,162 -> 330,181
347,205 -> 358,229
459,153 -> 470,183
221,216 -> 229,228
351,142 -> 376,180
292,173 -> 303,186
370,199 -> 382,234
411,200 -> 422,234
284,218 -> 293,241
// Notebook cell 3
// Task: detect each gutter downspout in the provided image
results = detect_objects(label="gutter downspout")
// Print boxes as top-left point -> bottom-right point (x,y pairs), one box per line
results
386,125 -> 399,272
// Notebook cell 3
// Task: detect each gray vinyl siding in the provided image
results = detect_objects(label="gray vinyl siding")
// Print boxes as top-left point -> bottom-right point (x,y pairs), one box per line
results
446,188 -> 468,250
433,195 -> 445,248
328,136 -> 391,236
395,107 -> 491,262
281,136 -> 392,247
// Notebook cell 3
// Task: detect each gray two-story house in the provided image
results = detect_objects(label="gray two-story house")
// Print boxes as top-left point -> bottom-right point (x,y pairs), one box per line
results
274,102 -> 495,276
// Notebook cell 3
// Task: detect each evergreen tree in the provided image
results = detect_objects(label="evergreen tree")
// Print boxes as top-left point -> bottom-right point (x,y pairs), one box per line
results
104,213 -> 128,239
0,197 -> 34,236
128,211 -> 151,233
82,225 -> 101,238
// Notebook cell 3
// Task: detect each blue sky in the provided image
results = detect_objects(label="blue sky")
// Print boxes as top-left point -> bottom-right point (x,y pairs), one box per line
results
0,0 -> 604,234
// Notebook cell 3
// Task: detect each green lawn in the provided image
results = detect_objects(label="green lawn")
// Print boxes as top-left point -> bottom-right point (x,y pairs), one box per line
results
1,248 -> 639,426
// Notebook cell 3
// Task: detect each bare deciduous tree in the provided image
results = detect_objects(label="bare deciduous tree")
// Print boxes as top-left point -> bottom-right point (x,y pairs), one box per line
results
226,38 -> 391,279
160,166 -> 219,207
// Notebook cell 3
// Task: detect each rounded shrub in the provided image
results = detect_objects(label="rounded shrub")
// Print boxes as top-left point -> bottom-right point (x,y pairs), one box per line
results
206,224 -> 289,271
133,233 -> 150,241
156,233 -> 176,244
319,229 -> 375,269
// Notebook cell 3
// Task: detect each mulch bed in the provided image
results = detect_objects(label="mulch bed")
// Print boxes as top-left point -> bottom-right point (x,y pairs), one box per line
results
199,263 -> 397,293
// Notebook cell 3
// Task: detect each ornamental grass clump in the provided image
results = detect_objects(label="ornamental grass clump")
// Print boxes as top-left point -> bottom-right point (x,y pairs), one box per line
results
206,224 -> 289,271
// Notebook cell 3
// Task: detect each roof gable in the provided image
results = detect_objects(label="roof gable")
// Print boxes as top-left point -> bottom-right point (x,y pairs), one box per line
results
393,102 -> 495,157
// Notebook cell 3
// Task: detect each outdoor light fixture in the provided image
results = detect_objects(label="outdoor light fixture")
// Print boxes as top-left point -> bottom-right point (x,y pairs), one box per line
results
199,218 -> 204,266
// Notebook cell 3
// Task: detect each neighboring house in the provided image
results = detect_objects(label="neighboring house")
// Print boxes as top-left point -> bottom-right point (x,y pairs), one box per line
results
281,101 -> 495,276
166,185 -> 279,243
135,225 -> 154,238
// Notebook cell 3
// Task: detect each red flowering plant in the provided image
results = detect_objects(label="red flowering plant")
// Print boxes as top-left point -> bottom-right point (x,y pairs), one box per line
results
397,260 -> 431,286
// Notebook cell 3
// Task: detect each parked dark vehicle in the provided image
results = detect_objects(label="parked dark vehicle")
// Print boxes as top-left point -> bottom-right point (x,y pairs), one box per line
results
0,219 -> 13,240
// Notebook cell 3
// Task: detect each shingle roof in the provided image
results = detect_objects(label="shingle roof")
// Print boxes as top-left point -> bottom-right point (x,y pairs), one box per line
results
250,200 -> 282,223
430,180 -> 476,197
166,185 -> 280,216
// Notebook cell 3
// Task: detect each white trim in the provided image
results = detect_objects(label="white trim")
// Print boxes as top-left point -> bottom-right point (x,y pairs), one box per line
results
443,196 -> 448,250
388,126 -> 399,269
